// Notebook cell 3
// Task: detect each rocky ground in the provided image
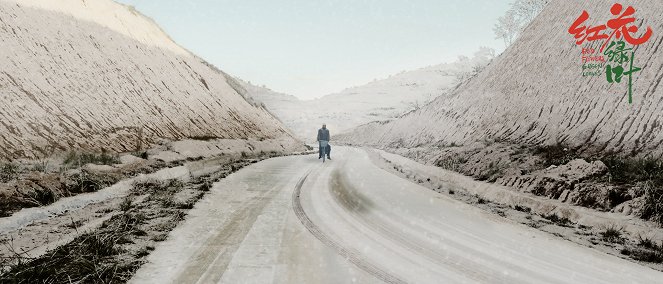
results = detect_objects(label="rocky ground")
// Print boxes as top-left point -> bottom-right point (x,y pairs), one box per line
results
373,141 -> 663,223
364,145 -> 663,270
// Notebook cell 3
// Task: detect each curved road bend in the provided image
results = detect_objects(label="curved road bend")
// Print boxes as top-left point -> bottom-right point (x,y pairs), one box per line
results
131,147 -> 663,284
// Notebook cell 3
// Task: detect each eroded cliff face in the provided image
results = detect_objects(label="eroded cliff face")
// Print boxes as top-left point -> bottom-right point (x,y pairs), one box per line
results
341,0 -> 663,157
0,0 -> 298,159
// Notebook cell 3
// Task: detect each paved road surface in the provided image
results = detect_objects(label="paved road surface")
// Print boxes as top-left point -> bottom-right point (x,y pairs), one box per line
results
131,147 -> 663,284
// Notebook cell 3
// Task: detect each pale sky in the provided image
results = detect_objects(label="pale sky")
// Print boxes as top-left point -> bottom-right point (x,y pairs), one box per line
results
116,0 -> 511,99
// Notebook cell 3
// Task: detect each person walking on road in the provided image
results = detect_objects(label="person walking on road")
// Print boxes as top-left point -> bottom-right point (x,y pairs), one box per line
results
317,124 -> 331,160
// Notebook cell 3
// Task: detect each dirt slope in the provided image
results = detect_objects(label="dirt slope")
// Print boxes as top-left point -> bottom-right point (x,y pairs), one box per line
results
0,0 -> 299,159
340,0 -> 663,157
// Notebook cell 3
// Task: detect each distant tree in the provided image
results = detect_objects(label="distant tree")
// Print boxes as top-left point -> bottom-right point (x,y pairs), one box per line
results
512,0 -> 550,25
493,11 -> 520,47
407,100 -> 422,111
455,47 -> 497,84
494,0 -> 550,48
473,46 -> 496,63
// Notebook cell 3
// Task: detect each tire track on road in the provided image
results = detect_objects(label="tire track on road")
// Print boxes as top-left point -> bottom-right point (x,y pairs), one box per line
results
174,178 -> 284,284
292,170 -> 407,284
329,169 -> 539,283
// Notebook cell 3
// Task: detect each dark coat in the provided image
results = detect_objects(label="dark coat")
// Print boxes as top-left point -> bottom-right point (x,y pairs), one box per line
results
317,128 -> 330,141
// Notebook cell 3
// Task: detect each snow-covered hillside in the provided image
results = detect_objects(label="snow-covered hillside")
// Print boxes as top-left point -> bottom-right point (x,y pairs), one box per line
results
246,49 -> 494,141
0,0 -> 301,159
340,0 -> 663,157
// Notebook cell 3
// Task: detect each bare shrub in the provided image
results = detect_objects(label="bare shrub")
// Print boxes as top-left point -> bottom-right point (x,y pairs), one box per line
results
0,163 -> 19,183
64,151 -> 120,167
600,226 -> 624,244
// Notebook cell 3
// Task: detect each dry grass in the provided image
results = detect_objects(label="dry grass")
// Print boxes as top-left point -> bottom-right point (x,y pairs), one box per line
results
0,154 -> 265,281
67,171 -> 121,194
600,226 -> 624,244
0,177 -> 187,283
0,171 -> 121,217
540,213 -> 572,227
0,212 -> 145,283
476,161 -> 505,182
120,196 -> 134,212
64,151 -> 120,168
475,195 -> 487,204
621,236 -> 663,263
434,156 -> 468,172
0,163 -> 19,183
513,204 -> 532,213
533,143 -> 579,167
600,156 -> 663,225
641,181 -> 663,225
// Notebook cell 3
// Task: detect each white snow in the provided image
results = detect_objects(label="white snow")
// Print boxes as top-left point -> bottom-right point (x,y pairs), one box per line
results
372,149 -> 663,243
340,0 -> 663,156
3,0 -> 188,55
0,137 -> 297,235
0,168 -> 167,234
0,0 -> 301,159
245,48 -> 494,141
132,147 -> 663,283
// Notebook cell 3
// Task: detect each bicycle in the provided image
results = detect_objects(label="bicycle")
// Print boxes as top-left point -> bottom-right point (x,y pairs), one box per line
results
319,140 -> 328,163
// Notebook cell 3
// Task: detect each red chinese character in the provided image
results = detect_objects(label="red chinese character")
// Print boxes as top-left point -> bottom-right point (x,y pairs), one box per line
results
569,11 -> 609,45
600,3 -> 653,51
570,4 -> 653,51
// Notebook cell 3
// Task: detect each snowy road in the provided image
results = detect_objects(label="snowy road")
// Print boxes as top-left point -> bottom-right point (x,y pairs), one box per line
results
131,147 -> 663,284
